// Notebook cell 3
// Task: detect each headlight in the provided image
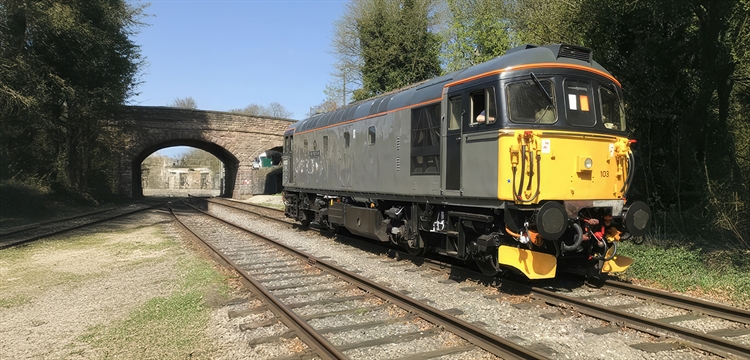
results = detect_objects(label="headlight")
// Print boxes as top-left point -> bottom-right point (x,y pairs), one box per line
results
584,158 -> 593,169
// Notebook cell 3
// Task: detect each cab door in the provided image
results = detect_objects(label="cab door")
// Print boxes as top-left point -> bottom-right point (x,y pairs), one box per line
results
461,85 -> 499,198
444,94 -> 463,193
282,135 -> 293,186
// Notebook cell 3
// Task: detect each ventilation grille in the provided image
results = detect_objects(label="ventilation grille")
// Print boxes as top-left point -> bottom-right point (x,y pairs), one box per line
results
558,45 -> 592,63
396,136 -> 401,151
396,157 -> 401,171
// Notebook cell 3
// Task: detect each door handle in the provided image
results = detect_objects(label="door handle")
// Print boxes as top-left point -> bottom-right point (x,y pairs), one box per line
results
455,136 -> 461,141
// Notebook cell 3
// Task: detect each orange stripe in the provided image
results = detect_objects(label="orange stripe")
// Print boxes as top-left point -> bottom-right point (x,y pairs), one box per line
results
445,63 -> 621,88
292,62 -> 621,135
293,97 -> 441,135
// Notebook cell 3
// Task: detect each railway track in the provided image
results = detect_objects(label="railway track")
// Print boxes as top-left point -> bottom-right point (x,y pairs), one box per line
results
200,197 -> 750,358
171,201 -> 549,359
531,287 -> 750,358
0,202 -> 166,249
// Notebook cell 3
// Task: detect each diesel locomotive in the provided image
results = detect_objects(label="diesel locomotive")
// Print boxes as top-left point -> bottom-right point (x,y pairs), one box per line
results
282,44 -> 651,279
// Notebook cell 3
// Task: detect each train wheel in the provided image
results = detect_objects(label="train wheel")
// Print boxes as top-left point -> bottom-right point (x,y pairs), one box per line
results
474,251 -> 502,276
299,210 -> 314,227
327,223 -> 340,234
402,244 -> 424,256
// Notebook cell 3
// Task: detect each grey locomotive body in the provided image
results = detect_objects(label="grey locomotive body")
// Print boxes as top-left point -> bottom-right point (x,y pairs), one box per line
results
281,44 -> 651,279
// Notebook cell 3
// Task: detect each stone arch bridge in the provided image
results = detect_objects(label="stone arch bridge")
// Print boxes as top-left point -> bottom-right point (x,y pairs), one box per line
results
111,106 -> 295,198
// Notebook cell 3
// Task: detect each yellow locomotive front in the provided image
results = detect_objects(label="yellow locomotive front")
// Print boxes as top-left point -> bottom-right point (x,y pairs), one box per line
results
490,62 -> 651,280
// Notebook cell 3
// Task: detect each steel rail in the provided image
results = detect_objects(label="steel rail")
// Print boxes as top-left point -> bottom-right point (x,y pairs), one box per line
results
0,208 -> 116,237
602,280 -> 750,324
170,203 -> 348,360
400,256 -> 750,359
0,202 -> 167,250
205,198 -> 290,224
189,201 -> 549,360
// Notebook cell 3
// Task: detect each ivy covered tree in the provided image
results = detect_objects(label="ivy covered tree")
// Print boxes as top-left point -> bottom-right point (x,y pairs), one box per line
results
330,0 -> 441,101
525,0 -> 750,244
0,0 -> 145,197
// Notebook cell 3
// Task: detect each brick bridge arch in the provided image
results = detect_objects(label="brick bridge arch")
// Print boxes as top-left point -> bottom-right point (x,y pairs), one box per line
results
113,106 -> 295,198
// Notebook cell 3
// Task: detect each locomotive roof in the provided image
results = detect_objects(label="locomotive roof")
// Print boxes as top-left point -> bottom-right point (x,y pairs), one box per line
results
289,44 -> 613,135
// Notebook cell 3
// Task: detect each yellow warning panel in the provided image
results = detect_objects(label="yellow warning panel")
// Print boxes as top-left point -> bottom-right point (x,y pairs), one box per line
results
602,255 -> 633,273
498,245 -> 557,279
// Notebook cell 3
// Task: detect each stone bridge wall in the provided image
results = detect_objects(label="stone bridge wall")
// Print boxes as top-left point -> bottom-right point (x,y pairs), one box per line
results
110,106 -> 295,198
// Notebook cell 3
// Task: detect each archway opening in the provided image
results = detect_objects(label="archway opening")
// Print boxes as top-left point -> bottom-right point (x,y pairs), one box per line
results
133,140 -> 239,198
248,146 -> 285,196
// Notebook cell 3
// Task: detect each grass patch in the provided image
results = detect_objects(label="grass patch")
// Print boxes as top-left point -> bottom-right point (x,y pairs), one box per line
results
0,228 -> 176,302
249,193 -> 285,211
616,241 -> 750,308
77,255 -> 232,358
0,294 -> 31,308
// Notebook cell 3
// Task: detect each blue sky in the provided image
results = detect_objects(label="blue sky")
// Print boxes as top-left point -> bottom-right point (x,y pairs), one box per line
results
128,0 -> 348,157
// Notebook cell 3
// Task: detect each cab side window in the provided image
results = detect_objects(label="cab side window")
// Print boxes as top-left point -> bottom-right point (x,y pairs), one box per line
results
599,86 -> 626,131
448,96 -> 461,130
368,126 -> 376,145
470,87 -> 497,125
284,136 -> 292,153
410,104 -> 440,175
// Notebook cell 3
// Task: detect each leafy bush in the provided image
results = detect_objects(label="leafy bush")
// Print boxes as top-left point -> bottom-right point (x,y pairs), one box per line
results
0,178 -> 52,218
617,241 -> 750,307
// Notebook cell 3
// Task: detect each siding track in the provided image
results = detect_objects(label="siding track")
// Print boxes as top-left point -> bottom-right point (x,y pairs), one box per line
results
0,202 -> 165,249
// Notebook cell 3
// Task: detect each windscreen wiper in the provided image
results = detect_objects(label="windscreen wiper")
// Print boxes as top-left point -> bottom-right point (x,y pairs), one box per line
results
530,72 -> 554,104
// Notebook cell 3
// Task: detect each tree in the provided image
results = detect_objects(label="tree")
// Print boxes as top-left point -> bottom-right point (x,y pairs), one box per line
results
506,0 -> 583,46
440,0 -> 511,72
326,8 -> 365,108
177,148 -> 222,174
168,97 -> 197,109
307,99 -> 339,117
322,59 -> 358,110
0,0 -> 145,196
267,102 -> 293,118
329,0 -> 441,101
229,102 -> 293,118
573,0 -> 750,243
356,0 -> 441,99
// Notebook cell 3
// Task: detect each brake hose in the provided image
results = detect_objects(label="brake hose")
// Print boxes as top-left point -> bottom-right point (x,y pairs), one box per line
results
517,144 -> 526,200
514,146 -> 542,202
527,146 -> 534,192
562,223 -> 583,252
620,151 -> 635,196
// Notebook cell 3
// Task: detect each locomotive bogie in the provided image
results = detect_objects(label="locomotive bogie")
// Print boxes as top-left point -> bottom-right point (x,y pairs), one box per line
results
281,44 -> 652,280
